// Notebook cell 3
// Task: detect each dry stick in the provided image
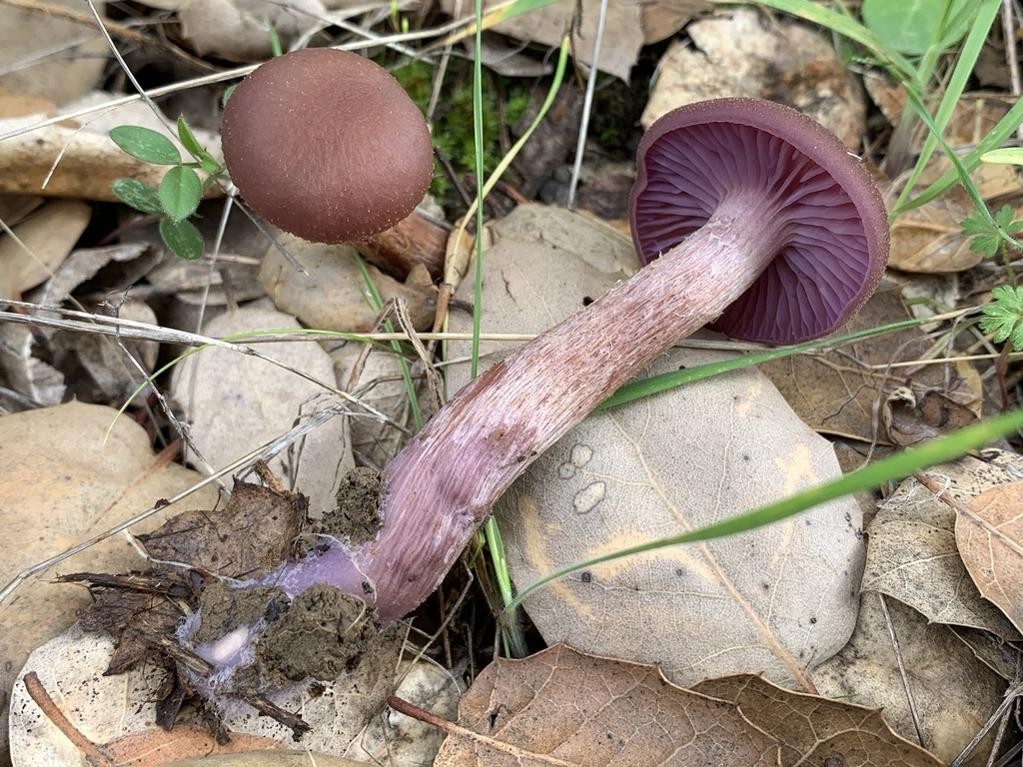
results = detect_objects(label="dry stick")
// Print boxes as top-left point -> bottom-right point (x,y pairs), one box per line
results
877,593 -> 927,749
386,695 -> 577,766
950,681 -> 1023,766
22,673 -> 115,767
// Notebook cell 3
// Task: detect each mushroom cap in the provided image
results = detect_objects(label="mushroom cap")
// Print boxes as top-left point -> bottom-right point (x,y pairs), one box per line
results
630,98 -> 889,345
221,48 -> 434,243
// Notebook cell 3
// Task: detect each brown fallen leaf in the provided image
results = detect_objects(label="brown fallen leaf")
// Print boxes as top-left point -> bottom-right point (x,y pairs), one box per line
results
0,2 -> 107,105
170,302 -> 354,519
0,401 -> 220,763
812,594 -> 1004,765
760,282 -> 982,443
137,480 -> 305,578
862,468 -> 1020,641
0,199 -> 90,299
887,188 -> 982,273
440,0 -> 663,81
956,482 -> 1023,635
882,387 -> 978,446
178,0 -> 327,61
693,674 -> 941,766
165,752 -> 370,766
433,644 -> 779,766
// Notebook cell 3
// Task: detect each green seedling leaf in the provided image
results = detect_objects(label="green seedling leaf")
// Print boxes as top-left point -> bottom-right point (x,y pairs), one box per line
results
222,84 -> 238,107
111,178 -> 163,214
962,204 -> 1023,259
981,148 -> 1023,165
109,125 -> 180,165
159,166 -> 203,221
159,217 -> 204,261
861,0 -> 973,55
980,285 -> 1023,349
176,116 -> 211,162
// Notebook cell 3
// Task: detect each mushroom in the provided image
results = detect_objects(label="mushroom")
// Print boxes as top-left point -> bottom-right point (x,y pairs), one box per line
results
194,98 -> 888,669
221,48 -> 446,279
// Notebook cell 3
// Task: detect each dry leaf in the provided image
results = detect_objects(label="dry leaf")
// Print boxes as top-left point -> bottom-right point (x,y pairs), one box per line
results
760,282 -> 982,443
449,206 -> 863,687
178,0 -> 327,60
693,674 -> 941,766
882,387 -> 978,446
956,482 -> 1023,635
887,188 -> 982,273
0,200 -> 90,299
164,753 -> 369,766
434,644 -> 779,766
137,480 -> 305,577
258,235 -> 437,332
440,0 -> 650,81
0,93 -> 220,200
862,472 -> 1020,641
170,302 -> 354,518
0,402 -> 220,762
812,595 -> 1004,765
345,661 -> 462,766
0,2 -> 107,105
642,8 -> 865,148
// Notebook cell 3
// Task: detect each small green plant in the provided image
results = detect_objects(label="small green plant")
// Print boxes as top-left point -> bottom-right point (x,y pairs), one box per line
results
109,117 -> 224,261
980,285 -> 1023,350
961,204 -> 1023,260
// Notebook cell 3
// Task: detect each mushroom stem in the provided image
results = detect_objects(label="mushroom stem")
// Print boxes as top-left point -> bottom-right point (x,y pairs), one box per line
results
285,192 -> 789,621
355,208 -> 448,280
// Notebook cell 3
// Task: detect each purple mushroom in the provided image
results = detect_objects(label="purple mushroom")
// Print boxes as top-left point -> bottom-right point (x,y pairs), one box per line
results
193,98 -> 889,676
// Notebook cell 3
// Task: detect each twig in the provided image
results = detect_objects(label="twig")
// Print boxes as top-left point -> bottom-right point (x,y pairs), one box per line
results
387,695 -> 578,766
1003,0 -> 1023,139
566,0 -> 609,208
878,593 -> 927,749
22,672 -> 115,767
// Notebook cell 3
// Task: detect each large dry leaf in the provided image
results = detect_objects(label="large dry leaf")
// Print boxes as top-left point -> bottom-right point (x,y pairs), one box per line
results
642,8 -> 864,148
861,472 -> 1020,641
693,674 -> 941,766
10,625 -> 451,766
449,206 -> 863,688
812,594 -> 1004,765
0,402 -> 219,763
434,644 -> 779,766
956,482 -> 1023,635
0,2 -> 107,105
258,235 -> 436,332
179,0 -> 327,60
887,189 -> 982,273
0,200 -> 90,299
170,302 -> 354,519
760,283 -> 982,443
166,754 -> 368,766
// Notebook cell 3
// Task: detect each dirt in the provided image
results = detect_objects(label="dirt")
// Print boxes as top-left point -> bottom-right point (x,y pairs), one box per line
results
256,584 -> 382,684
311,466 -> 384,547
192,582 -> 288,646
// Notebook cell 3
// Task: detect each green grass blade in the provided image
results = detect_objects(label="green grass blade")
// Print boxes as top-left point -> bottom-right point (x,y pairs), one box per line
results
598,314 -> 963,411
352,254 -> 423,430
507,407 -> 1023,611
894,94 -> 1023,216
893,0 -> 1002,212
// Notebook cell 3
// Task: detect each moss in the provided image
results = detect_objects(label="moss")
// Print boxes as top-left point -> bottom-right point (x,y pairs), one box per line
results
387,58 -> 529,203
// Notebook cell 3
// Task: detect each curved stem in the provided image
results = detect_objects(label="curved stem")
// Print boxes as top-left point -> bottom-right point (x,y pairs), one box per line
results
357,195 -> 787,619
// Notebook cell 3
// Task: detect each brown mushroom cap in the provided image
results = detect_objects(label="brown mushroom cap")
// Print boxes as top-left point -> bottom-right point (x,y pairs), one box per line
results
221,48 -> 434,243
